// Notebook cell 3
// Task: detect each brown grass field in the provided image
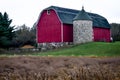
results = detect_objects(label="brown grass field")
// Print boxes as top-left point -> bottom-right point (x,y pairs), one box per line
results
0,56 -> 120,80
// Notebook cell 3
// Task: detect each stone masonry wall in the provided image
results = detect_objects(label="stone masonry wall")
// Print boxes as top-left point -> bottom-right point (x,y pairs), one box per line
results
37,42 -> 73,51
73,20 -> 93,44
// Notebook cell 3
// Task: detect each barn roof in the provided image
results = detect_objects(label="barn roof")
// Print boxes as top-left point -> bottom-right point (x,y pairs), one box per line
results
44,6 -> 111,28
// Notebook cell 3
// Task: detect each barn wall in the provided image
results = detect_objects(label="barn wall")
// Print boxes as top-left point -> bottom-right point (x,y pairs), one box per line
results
93,27 -> 110,42
37,10 -> 62,43
63,24 -> 73,42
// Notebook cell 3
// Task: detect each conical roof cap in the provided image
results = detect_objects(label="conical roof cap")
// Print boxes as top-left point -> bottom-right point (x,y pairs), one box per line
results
74,7 -> 92,20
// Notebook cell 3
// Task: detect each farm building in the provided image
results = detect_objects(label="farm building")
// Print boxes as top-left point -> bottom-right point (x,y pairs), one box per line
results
36,6 -> 111,47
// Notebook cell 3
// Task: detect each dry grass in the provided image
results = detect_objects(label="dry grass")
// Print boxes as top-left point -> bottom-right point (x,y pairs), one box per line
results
0,57 -> 120,80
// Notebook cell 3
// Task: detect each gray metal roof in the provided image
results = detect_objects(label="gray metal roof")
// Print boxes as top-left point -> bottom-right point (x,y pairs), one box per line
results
44,6 -> 111,28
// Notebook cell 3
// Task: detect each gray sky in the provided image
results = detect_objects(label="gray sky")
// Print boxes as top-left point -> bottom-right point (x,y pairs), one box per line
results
0,0 -> 120,27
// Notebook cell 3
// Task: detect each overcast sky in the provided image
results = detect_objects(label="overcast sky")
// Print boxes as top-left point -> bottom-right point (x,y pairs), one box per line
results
0,0 -> 120,27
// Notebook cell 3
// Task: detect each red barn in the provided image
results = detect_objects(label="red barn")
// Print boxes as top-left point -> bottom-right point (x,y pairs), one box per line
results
36,6 -> 111,44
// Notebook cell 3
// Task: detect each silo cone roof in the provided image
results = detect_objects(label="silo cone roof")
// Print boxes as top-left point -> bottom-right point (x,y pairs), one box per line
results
74,7 -> 92,20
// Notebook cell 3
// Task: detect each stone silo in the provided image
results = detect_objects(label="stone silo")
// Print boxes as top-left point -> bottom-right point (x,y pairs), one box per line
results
73,7 -> 93,44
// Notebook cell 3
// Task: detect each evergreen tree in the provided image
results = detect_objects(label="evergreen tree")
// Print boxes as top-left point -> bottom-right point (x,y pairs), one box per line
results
0,12 -> 14,48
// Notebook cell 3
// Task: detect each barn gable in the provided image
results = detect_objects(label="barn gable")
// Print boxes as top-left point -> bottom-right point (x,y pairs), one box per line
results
37,9 -> 62,43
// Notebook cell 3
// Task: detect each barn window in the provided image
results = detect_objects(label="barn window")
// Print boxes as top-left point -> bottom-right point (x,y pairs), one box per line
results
47,10 -> 50,15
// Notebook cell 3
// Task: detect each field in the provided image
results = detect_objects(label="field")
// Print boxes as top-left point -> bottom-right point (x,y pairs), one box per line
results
0,42 -> 120,80
0,56 -> 120,80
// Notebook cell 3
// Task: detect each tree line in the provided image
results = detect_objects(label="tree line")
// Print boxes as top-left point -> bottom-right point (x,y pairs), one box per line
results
11,24 -> 36,48
110,23 -> 120,41
0,12 -> 36,49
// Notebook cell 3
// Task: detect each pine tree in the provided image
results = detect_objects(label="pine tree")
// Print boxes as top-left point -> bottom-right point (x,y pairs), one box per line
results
0,12 -> 14,48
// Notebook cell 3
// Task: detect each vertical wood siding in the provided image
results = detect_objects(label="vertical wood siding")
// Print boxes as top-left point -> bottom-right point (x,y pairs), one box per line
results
37,10 -> 61,43
63,24 -> 73,42
93,27 -> 110,42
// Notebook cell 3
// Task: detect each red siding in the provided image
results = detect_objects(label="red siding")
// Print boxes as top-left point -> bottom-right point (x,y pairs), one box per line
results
37,10 -> 62,43
93,27 -> 110,42
63,24 -> 73,42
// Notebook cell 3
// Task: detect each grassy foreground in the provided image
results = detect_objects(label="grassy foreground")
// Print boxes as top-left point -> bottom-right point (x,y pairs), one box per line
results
33,42 -> 120,57
0,42 -> 120,57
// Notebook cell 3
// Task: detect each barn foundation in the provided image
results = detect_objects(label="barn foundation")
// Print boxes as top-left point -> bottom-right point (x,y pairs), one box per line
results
37,42 -> 73,51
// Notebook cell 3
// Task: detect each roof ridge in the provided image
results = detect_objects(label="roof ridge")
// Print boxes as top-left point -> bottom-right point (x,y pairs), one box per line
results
47,6 -> 106,19
46,6 -> 79,13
